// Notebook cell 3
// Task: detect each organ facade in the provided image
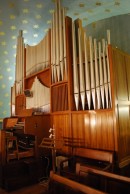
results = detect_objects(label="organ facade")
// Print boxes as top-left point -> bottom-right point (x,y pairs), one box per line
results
10,0 -> 130,168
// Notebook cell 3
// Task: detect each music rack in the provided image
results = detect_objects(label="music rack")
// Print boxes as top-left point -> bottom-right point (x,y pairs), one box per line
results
39,138 -> 64,172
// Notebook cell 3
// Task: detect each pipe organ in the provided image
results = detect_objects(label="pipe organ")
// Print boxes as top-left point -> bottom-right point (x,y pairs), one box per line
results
11,0 -> 130,168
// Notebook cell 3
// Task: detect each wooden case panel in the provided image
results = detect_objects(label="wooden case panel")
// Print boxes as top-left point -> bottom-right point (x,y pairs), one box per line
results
24,115 -> 51,157
71,110 -> 115,151
112,48 -> 128,101
52,113 -> 71,139
52,113 -> 71,153
110,46 -> 130,167
51,83 -> 68,112
0,130 -> 6,164
125,55 -> 130,101
15,94 -> 26,116
24,115 -> 50,145
117,105 -> 130,167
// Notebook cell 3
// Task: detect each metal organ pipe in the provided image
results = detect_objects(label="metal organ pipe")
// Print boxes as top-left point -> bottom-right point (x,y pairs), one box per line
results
51,21 -> 54,83
72,26 -> 112,111
52,12 -> 57,83
102,39 -> 109,108
15,30 -> 25,95
94,39 -> 100,109
84,33 -> 91,110
55,0 -> 60,82
63,7 -> 67,80
72,22 -> 79,111
59,0 -> 64,81
78,28 -> 85,110
106,29 -> 112,108
89,36 -> 96,109
51,0 -> 67,83
25,29 -> 50,77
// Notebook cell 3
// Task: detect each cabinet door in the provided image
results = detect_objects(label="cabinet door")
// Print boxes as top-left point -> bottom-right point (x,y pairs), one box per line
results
24,115 -> 50,144
112,48 -> 128,101
15,95 -> 26,115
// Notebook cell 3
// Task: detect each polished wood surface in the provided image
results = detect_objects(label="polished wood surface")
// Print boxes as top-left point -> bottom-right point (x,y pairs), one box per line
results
0,130 -> 6,164
71,110 -> 115,150
76,164 -> 130,183
108,46 -> 130,167
24,115 -> 50,145
0,182 -> 47,194
52,110 -> 115,151
51,83 -> 68,112
15,94 -> 26,116
3,117 -> 18,129
50,171 -> 106,194
74,148 -> 113,164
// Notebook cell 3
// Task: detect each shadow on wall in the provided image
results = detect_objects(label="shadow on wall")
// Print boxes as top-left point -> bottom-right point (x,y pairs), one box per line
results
84,14 -> 130,54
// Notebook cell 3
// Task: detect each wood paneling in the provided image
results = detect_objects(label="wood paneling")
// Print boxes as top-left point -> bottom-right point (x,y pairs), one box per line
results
24,115 -> 50,145
109,46 -> 130,167
125,55 -> 130,100
117,105 -> 130,167
112,48 -> 128,101
71,110 -> 115,151
51,83 -> 68,112
52,113 -> 71,153
0,130 -> 6,164
52,113 -> 70,138
15,94 -> 26,115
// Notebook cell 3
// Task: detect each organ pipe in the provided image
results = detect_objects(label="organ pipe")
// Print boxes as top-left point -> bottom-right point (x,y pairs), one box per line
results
72,22 -> 79,110
84,33 -> 91,110
78,28 -> 85,110
15,30 -> 25,95
89,36 -> 96,109
63,7 -> 67,80
59,0 -> 64,81
55,0 -> 60,82
71,24 -> 111,110
94,39 -> 101,109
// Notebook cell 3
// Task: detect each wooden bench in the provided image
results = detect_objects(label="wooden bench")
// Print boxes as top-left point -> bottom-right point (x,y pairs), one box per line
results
60,148 -> 114,178
49,171 -> 107,194
76,164 -> 130,194
74,148 -> 114,171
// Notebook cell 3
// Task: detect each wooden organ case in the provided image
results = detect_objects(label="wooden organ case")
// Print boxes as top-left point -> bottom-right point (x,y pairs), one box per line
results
8,0 -> 130,168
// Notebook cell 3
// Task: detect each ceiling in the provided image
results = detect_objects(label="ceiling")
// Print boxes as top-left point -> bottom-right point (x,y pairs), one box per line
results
0,0 -> 130,118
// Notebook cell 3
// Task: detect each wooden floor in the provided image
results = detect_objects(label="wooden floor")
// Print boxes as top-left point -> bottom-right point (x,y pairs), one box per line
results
0,180 -> 48,194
